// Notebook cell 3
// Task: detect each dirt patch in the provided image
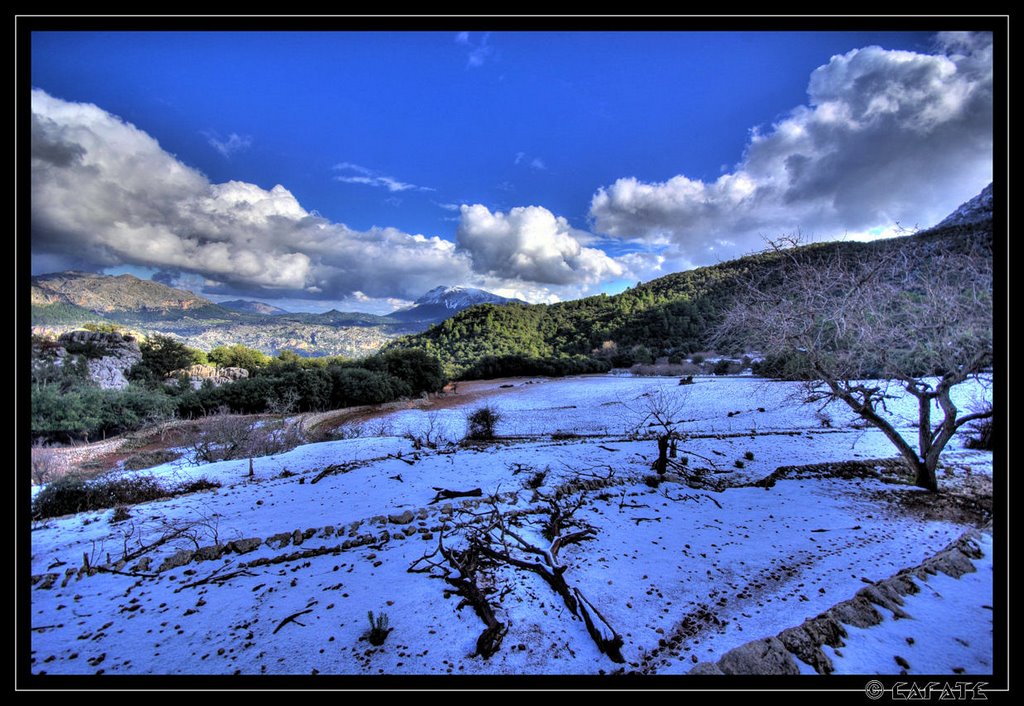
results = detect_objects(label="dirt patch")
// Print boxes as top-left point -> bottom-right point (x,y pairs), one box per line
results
310,378 -> 536,435
879,473 -> 992,526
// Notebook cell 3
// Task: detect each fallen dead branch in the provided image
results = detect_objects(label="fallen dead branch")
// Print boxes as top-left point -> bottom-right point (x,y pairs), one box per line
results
272,608 -> 313,635
176,568 -> 256,592
410,536 -> 507,658
429,487 -> 483,504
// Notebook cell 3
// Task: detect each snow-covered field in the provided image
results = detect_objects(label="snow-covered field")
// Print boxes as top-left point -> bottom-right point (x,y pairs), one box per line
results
29,375 -> 995,677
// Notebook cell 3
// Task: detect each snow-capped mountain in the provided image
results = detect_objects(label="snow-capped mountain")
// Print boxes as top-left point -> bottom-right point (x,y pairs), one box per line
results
390,286 -> 526,323
933,183 -> 993,230
416,285 -> 523,310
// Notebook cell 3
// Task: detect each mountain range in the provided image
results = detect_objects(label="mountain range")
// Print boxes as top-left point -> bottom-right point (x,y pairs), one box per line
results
31,276 -> 527,358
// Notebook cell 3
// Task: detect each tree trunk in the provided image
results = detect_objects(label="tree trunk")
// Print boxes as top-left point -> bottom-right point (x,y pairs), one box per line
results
911,458 -> 938,493
655,436 -> 669,475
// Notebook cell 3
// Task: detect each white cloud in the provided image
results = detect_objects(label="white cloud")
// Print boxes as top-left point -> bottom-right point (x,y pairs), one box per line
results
205,131 -> 252,158
31,89 -> 467,299
514,151 -> 547,171
457,204 -> 624,286
456,31 -> 494,68
332,162 -> 432,192
589,32 -> 993,267
30,90 -> 628,307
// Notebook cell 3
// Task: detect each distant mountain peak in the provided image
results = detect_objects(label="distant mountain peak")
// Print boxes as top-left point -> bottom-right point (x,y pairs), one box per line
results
392,285 -> 526,323
412,285 -> 520,310
218,299 -> 289,316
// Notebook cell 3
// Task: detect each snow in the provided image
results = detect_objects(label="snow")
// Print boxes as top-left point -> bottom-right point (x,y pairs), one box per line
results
29,374 -> 995,676
826,533 -> 994,675
403,285 -> 522,312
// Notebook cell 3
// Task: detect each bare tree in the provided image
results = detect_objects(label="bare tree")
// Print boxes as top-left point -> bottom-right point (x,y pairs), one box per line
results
623,387 -> 688,475
717,234 -> 993,491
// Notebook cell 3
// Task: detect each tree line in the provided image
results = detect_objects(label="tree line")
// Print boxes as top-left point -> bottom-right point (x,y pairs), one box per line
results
31,336 -> 445,444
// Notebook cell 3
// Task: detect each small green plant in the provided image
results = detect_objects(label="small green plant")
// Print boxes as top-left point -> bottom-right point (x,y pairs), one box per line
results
744,450 -> 755,461
365,610 -> 391,646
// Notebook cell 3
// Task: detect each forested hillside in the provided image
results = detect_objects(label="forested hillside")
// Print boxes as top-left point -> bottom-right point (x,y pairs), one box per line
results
394,221 -> 993,377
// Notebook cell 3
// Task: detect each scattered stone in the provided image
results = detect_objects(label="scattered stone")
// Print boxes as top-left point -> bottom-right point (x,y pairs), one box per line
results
34,573 -> 59,590
227,538 -> 262,555
195,545 -> 225,562
266,532 -> 292,550
388,510 -> 415,525
158,550 -> 195,573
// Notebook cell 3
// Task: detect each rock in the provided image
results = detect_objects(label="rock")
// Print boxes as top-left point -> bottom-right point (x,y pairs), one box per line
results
857,583 -> 911,619
321,526 -> 335,538
828,596 -> 883,628
303,528 -> 316,540
33,573 -> 60,590
194,545 -> 225,562
402,526 -> 417,537
52,331 -> 143,390
388,510 -> 415,525
777,615 -> 847,675
133,557 -> 152,573
925,539 -> 982,578
888,574 -> 921,596
292,529 -> 304,546
266,532 -> 292,550
422,532 -> 434,541
718,637 -> 800,675
164,364 -> 249,390
688,661 -> 725,675
158,549 -> 195,573
417,508 -> 428,520
227,538 -> 262,555
439,503 -> 453,516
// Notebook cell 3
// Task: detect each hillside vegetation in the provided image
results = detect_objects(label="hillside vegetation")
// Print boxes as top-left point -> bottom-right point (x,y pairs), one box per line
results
394,222 -> 993,377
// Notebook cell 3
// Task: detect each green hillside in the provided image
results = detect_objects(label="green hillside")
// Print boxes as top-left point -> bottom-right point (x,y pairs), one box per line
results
394,222 -> 993,377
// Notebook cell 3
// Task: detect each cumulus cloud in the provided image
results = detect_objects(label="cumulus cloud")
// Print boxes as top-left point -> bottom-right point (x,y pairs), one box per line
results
332,161 -> 432,192
205,131 -> 252,158
590,32 -> 993,266
30,89 -> 469,300
30,90 -> 625,307
457,204 -> 624,286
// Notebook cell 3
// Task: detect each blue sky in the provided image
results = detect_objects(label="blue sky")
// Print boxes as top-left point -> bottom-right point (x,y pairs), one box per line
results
30,29 -> 994,313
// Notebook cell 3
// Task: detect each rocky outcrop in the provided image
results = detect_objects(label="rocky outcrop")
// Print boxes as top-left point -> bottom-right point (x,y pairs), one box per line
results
165,364 -> 249,390
47,331 -> 143,390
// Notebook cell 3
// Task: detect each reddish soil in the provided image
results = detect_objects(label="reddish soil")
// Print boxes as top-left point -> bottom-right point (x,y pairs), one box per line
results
36,379 -> 537,480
